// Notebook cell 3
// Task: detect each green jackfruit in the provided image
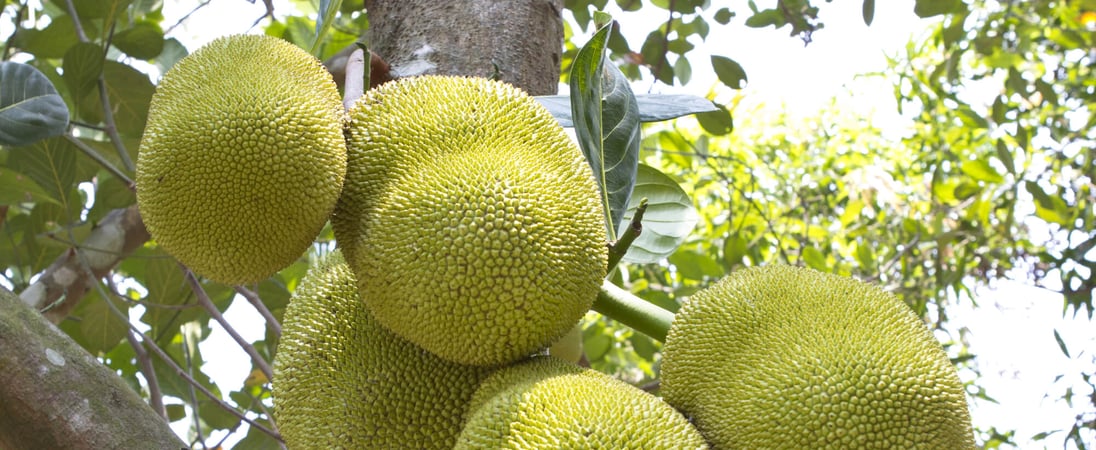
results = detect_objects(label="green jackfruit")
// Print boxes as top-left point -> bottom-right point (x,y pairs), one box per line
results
661,265 -> 974,449
455,356 -> 709,449
333,76 -> 607,366
136,34 -> 346,285
272,251 -> 491,449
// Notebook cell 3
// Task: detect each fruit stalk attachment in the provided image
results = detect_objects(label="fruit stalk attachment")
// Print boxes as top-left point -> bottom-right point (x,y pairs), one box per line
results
592,280 -> 674,342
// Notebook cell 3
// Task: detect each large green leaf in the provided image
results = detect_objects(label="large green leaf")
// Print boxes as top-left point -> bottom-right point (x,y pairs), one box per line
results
79,61 -> 154,136
0,164 -> 57,205
0,62 -> 70,146
621,164 -> 698,264
112,22 -> 165,60
711,55 -> 747,89
62,43 -> 105,105
536,94 -> 717,127
78,289 -> 130,355
6,137 -> 77,207
570,21 -> 641,239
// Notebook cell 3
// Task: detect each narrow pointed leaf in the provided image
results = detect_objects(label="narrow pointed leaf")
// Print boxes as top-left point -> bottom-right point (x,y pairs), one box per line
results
310,0 -> 344,56
570,21 -> 641,239
0,62 -> 70,146
863,0 -> 876,26
537,94 -> 717,127
621,164 -> 698,263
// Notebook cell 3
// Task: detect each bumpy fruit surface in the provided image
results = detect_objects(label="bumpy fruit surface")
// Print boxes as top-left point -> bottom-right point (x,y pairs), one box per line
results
662,265 -> 975,449
273,251 -> 491,449
136,34 -> 345,284
333,76 -> 607,366
455,356 -> 709,449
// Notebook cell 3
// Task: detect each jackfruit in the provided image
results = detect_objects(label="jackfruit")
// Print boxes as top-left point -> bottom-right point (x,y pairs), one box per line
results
332,76 -> 607,366
661,265 -> 975,449
273,250 -> 491,449
136,34 -> 346,285
455,356 -> 709,449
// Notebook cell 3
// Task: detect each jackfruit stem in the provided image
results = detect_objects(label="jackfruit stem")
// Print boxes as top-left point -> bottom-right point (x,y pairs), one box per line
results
607,198 -> 647,272
593,280 -> 674,342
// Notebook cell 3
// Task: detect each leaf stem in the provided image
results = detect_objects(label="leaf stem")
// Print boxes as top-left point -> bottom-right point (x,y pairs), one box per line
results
592,280 -> 674,343
183,268 -> 274,383
235,285 -> 282,338
607,198 -> 647,272
64,132 -> 134,187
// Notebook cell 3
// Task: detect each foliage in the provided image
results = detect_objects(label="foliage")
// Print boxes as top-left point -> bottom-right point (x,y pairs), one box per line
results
0,0 -> 1092,448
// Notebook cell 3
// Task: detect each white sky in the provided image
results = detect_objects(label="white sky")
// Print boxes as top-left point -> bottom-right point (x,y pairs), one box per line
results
159,1 -> 1095,448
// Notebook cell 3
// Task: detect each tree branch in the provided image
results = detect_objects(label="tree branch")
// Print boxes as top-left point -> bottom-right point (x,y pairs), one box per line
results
19,205 -> 150,324
0,288 -> 185,449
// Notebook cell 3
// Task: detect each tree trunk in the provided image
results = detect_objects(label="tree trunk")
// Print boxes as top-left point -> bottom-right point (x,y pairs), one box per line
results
364,0 -> 563,95
0,288 -> 185,449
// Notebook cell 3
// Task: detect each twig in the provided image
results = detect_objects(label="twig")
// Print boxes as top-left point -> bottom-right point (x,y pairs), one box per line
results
181,335 -> 207,449
126,326 -> 166,419
184,268 -> 274,382
234,285 -> 282,338
164,0 -> 213,35
64,132 -> 134,188
2,3 -> 27,59
64,0 -> 135,173
65,230 -> 283,442
607,198 -> 648,272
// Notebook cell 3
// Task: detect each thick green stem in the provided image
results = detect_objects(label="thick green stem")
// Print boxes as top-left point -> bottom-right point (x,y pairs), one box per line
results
592,280 -> 674,342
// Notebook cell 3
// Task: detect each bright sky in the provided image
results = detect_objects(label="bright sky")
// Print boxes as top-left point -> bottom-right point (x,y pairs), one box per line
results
159,1 -> 1095,448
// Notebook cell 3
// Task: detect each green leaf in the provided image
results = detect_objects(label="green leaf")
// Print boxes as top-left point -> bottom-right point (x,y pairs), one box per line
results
153,38 -> 188,75
165,404 -> 187,422
994,139 -> 1015,174
536,94 -> 715,127
0,164 -> 57,205
621,164 -> 699,264
583,323 -> 612,362
78,289 -> 129,354
6,137 -> 77,207
112,22 -> 165,60
960,159 -> 1004,184
722,235 -> 747,266
79,61 -> 154,136
570,21 -> 641,240
198,398 -> 242,430
1053,329 -> 1070,358
88,172 -> 136,222
233,419 -> 280,450
0,62 -> 70,146
914,0 -> 963,18
745,9 -> 785,28
310,0 -> 344,56
696,102 -> 733,136
714,8 -> 734,25
802,246 -> 827,270
711,55 -> 747,89
13,19 -> 79,58
863,0 -> 876,25
62,43 -> 105,104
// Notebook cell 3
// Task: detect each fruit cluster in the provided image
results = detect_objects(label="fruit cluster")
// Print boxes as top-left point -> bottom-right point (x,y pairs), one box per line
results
137,34 -> 975,449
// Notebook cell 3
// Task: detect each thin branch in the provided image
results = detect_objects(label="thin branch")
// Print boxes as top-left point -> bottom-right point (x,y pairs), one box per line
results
64,0 -> 135,173
164,0 -> 213,35
126,329 -> 166,419
2,3 -> 27,59
98,292 -> 283,442
184,268 -> 274,382
181,335 -> 207,449
64,132 -> 134,188
235,286 -> 281,338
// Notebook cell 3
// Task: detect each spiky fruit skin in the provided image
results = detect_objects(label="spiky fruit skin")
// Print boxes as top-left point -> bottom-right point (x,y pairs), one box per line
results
136,34 -> 346,285
333,76 -> 607,366
662,265 -> 975,449
273,251 -> 491,449
455,356 -> 709,449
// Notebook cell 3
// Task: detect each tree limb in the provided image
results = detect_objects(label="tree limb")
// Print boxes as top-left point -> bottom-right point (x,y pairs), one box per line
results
19,205 -> 150,324
0,287 -> 185,449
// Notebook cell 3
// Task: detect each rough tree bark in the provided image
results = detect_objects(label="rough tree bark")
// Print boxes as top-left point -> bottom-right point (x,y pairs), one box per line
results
3,1 -> 564,447
364,0 -> 563,95
0,288 -> 185,449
